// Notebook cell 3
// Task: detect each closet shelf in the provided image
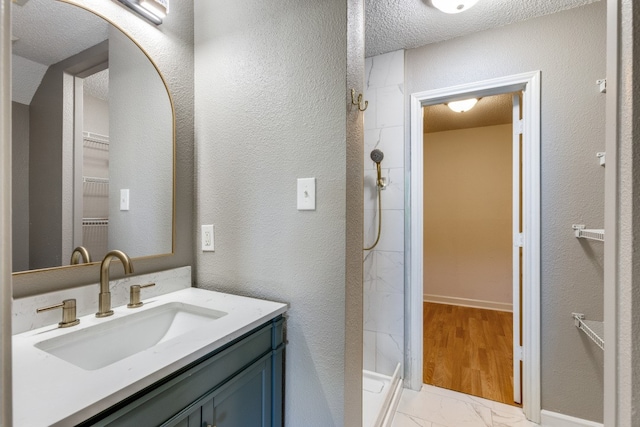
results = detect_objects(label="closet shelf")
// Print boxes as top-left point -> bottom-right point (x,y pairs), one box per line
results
83,176 -> 109,184
573,313 -> 604,350
572,225 -> 604,242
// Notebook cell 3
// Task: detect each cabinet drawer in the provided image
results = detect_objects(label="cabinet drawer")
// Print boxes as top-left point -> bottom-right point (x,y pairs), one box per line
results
82,317 -> 282,426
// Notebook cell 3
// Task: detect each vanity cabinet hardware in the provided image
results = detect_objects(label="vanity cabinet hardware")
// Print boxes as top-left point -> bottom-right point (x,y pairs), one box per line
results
36,299 -> 80,328
127,283 -> 156,308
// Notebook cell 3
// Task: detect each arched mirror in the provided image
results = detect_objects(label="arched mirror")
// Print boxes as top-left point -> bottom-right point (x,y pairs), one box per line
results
11,0 -> 174,274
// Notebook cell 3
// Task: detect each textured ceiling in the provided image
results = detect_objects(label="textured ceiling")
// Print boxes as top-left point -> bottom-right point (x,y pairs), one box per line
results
11,0 -> 108,104
424,92 -> 515,134
84,69 -> 110,101
365,0 -> 600,57
12,0 -> 108,66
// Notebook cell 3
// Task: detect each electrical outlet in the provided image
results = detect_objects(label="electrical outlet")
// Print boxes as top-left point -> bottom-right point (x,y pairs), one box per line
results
201,224 -> 214,252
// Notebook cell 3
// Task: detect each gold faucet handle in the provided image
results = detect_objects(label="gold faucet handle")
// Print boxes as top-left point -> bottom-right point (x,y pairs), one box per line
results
127,283 -> 156,308
37,299 -> 80,328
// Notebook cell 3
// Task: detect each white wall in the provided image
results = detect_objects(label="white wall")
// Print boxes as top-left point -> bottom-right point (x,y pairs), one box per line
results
423,125 -> 512,308
406,2 -> 606,422
363,50 -> 405,376
193,1 -> 362,425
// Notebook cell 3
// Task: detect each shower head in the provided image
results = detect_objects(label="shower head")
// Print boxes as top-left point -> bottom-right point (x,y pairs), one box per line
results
370,149 -> 384,164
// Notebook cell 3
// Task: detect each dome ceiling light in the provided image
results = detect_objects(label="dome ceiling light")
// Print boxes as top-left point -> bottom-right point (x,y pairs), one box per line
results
431,0 -> 480,14
446,98 -> 479,113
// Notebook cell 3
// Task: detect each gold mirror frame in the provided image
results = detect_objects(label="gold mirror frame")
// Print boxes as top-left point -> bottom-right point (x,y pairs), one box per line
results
12,0 -> 176,277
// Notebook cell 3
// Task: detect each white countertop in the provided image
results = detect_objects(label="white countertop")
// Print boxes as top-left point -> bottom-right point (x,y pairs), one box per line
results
12,288 -> 288,427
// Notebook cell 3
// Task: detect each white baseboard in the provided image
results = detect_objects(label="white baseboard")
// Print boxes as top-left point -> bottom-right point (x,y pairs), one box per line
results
540,410 -> 603,427
423,294 -> 512,312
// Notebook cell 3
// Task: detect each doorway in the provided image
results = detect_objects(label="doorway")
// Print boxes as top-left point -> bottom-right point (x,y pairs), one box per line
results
422,93 -> 519,405
407,72 -> 541,422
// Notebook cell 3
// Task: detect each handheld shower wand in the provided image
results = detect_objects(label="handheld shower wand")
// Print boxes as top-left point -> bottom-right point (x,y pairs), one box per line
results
370,149 -> 385,188
364,149 -> 385,251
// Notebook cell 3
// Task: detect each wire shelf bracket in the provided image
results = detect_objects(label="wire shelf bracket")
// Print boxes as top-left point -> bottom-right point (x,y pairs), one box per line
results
572,313 -> 604,350
572,224 -> 604,242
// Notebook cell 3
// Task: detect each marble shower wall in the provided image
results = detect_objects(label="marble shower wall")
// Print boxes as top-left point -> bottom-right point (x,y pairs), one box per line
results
363,50 -> 405,376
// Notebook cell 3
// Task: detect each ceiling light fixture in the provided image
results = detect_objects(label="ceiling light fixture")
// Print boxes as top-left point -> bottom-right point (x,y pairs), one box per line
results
447,98 -> 479,113
116,0 -> 168,25
431,0 -> 479,14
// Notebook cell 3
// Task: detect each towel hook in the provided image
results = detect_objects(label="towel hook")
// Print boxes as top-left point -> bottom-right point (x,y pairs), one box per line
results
350,89 -> 368,112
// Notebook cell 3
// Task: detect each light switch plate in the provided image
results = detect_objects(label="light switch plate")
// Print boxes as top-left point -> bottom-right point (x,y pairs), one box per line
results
297,178 -> 316,211
120,189 -> 129,211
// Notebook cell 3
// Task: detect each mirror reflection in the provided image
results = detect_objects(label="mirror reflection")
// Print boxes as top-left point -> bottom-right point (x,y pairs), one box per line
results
11,0 -> 174,273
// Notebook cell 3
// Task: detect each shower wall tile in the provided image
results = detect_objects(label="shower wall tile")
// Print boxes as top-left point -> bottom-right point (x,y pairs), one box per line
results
363,250 -> 377,294
363,49 -> 405,376
378,126 -> 404,168
364,128 -> 381,170
363,208 -> 378,247
381,168 -> 405,211
377,251 -> 404,294
364,90 -> 377,131
376,332 -> 404,376
366,50 -> 404,90
377,209 -> 405,252
364,169 -> 379,209
366,291 -> 404,336
376,85 -> 404,128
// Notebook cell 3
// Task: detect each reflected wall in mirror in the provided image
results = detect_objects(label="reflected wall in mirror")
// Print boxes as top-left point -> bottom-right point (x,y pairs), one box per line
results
11,0 -> 174,273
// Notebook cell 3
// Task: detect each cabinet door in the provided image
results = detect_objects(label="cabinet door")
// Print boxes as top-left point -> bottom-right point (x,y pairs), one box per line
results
213,356 -> 272,427
163,400 -> 203,427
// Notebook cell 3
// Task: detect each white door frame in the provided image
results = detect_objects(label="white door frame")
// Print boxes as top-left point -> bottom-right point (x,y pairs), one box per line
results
407,71 -> 541,422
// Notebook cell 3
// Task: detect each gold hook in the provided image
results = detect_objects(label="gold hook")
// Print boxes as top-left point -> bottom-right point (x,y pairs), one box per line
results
350,89 -> 368,112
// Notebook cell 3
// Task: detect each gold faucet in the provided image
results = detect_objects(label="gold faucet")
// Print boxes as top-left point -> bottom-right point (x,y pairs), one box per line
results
70,246 -> 92,265
96,250 -> 134,318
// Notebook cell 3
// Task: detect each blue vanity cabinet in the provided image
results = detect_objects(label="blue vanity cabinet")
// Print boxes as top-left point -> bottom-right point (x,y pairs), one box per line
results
165,353 -> 274,427
80,317 -> 285,427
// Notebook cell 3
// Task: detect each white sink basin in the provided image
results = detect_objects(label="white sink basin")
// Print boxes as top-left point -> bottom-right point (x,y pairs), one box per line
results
34,302 -> 227,370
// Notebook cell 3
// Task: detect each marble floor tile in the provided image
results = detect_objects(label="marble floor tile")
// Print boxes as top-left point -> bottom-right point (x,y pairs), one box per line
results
396,388 -> 492,427
392,385 -> 539,427
392,412 -> 435,427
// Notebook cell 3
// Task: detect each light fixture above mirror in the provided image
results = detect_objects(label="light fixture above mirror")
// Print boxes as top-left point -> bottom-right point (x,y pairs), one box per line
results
116,0 -> 168,25
431,0 -> 479,14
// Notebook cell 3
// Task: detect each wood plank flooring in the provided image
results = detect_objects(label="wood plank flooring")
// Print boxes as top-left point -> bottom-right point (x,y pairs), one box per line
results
423,302 -> 520,406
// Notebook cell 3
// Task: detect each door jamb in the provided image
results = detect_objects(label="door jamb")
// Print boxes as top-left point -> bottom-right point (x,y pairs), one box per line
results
407,71 -> 541,422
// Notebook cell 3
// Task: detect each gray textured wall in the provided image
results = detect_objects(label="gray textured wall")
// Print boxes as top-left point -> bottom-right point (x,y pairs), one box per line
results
12,0 -> 194,298
11,101 -> 29,272
108,26 -> 172,258
82,93 -> 108,136
28,62 -> 65,270
193,0 -> 360,425
406,2 -> 606,422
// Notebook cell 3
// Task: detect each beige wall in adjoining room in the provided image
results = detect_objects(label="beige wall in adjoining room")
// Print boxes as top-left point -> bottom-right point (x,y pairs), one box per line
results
423,124 -> 512,307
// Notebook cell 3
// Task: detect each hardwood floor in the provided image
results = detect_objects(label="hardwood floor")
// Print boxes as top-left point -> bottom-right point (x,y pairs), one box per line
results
423,302 -> 519,406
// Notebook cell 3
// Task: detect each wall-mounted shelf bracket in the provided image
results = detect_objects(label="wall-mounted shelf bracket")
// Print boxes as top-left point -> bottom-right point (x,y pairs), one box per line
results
596,152 -> 605,166
572,224 -> 604,241
572,313 -> 604,350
